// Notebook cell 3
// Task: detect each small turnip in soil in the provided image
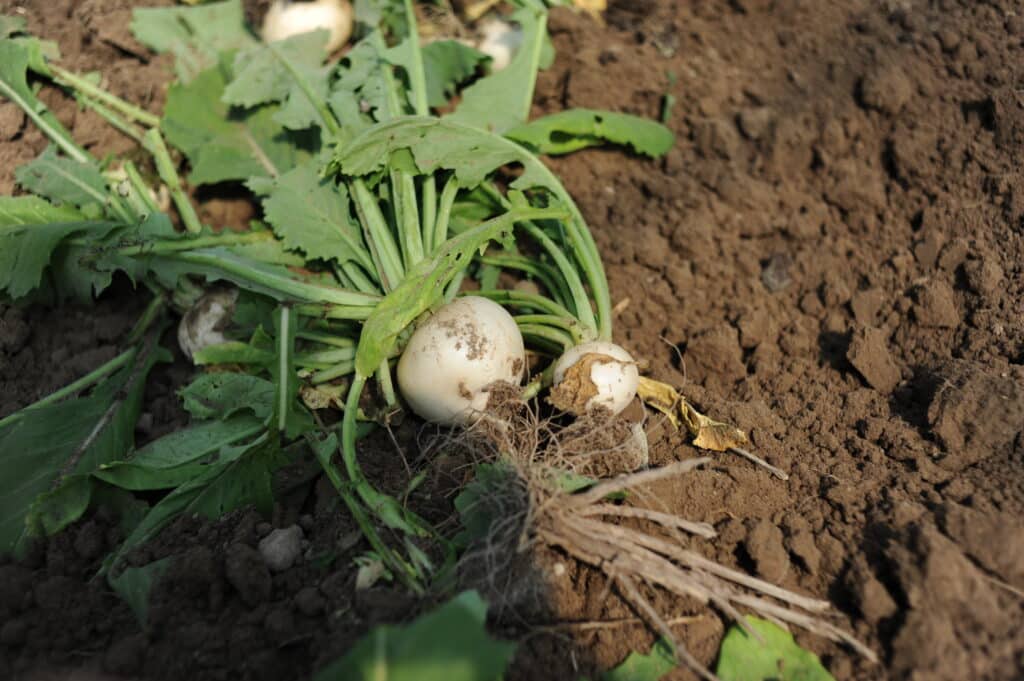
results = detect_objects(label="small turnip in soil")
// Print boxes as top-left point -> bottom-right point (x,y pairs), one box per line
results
262,0 -> 354,53
397,295 -> 526,426
177,286 -> 239,361
551,341 -> 639,416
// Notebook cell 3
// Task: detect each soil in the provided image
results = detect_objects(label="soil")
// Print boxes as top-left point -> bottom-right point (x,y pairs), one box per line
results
2,0 -> 1023,680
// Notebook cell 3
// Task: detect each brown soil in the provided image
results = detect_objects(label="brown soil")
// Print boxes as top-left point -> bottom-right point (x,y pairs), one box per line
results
2,1 -> 1024,680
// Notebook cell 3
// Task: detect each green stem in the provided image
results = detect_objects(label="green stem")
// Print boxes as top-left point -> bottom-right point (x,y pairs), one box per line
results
126,294 -> 167,345
479,253 -> 573,310
351,178 -> 405,291
297,347 -> 356,364
521,361 -> 557,400
421,177 -> 437,256
401,0 -> 430,116
377,359 -> 397,409
50,64 -> 160,128
431,174 -> 458,254
111,229 -> 273,256
275,305 -> 294,434
0,78 -> 90,164
519,221 -> 595,329
167,250 -> 381,307
477,180 -> 597,332
142,128 -> 203,234
310,361 -> 356,384
371,31 -> 405,119
295,331 -> 355,348
123,161 -> 159,214
468,288 -> 576,318
0,349 -> 135,431
444,269 -> 465,304
514,314 -> 589,344
340,261 -> 381,295
295,303 -> 375,321
517,323 -> 573,350
310,434 -> 424,594
397,171 -> 424,267
75,95 -> 145,144
341,373 -> 430,535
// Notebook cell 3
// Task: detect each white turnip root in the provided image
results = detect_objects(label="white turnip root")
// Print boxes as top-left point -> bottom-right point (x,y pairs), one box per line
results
397,296 -> 526,426
262,0 -> 354,53
550,341 -> 639,416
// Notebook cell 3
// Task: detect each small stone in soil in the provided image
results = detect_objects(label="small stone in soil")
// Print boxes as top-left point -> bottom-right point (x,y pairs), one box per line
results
847,326 -> 901,394
294,587 -> 325,616
760,252 -> 792,292
258,526 -> 304,572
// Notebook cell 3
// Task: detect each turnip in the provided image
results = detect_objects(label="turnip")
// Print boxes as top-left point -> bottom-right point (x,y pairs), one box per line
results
262,0 -> 354,53
397,295 -> 526,426
177,286 -> 239,361
550,341 -> 639,415
477,18 -> 523,72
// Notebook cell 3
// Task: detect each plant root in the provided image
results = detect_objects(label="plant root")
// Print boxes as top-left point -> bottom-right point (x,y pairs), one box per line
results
440,387 -> 877,679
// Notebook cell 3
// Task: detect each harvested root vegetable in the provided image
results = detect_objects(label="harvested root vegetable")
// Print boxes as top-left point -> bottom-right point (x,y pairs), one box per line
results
397,296 -> 526,426
176,286 -> 239,361
262,0 -> 354,53
550,341 -> 639,416
477,18 -> 523,72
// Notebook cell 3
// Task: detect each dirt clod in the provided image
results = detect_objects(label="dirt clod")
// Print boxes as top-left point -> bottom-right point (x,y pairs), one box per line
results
224,543 -> 272,607
743,519 -> 789,583
912,280 -> 959,328
847,327 -> 901,394
859,62 -> 914,115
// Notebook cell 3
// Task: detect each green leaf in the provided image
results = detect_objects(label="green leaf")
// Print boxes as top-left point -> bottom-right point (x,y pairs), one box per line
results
716,616 -> 835,681
0,15 -> 27,38
179,372 -> 275,421
0,195 -> 85,234
107,432 -> 284,573
421,40 -> 489,109
261,162 -> 374,267
313,590 -> 515,681
336,116 -> 519,188
0,218 -> 117,299
14,146 -> 112,212
0,342 -> 165,555
453,463 -> 515,547
447,6 -> 548,133
601,638 -> 676,681
193,341 -> 276,366
224,30 -> 331,131
162,65 -> 309,186
93,414 -> 265,490
131,0 -> 257,83
506,109 -> 675,158
109,557 -> 173,625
